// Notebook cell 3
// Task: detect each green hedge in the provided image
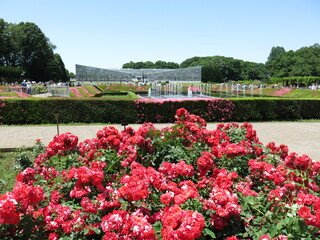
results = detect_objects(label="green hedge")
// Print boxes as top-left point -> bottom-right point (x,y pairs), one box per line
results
230,98 -> 320,121
0,99 -> 137,124
270,76 -> 320,86
1,98 -> 320,125
135,99 -> 234,123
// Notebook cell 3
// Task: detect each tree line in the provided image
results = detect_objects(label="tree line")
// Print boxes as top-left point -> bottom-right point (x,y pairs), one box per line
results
123,43 -> 320,84
122,60 -> 179,69
0,18 -> 69,82
266,44 -> 320,78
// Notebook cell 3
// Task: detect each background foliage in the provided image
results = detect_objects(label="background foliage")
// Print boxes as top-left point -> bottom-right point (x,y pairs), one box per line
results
0,18 -> 68,82
122,43 -> 320,84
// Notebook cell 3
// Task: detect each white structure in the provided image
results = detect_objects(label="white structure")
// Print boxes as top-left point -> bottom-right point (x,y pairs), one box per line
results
76,64 -> 202,83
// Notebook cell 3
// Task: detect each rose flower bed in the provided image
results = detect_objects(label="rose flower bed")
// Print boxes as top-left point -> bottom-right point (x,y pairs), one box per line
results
1,108 -> 320,239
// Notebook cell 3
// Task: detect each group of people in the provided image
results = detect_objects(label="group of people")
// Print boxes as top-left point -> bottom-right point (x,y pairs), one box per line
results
309,84 -> 319,90
21,80 -> 33,94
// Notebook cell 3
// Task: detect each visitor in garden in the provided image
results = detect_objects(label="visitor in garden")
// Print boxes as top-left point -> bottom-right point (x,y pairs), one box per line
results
27,81 -> 32,94
21,79 -> 27,93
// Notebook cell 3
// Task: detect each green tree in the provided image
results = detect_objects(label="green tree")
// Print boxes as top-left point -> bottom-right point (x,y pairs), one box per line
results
154,60 -> 168,69
18,22 -> 56,81
0,19 -> 68,82
183,56 -> 244,82
48,53 -> 69,81
68,71 -> 75,79
122,61 -> 135,68
241,62 -> 268,81
180,57 -> 201,68
122,60 -> 179,69
0,19 -> 23,67
266,46 -> 286,64
267,44 -> 320,79
144,61 -> 154,68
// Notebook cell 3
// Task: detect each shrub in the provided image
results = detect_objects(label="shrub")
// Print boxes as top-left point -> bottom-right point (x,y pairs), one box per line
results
1,98 -> 320,125
0,100 -> 5,124
1,99 -> 137,124
230,98 -> 319,121
135,98 -> 234,123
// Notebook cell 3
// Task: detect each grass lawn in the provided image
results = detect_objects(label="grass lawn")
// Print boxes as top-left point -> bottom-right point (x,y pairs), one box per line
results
0,151 -> 20,194
0,92 -> 19,98
282,89 -> 320,98
0,142 -> 45,194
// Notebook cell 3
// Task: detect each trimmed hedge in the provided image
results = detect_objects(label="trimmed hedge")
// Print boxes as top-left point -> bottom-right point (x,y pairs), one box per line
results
270,76 -> 320,85
135,99 -> 234,123
0,99 -> 137,124
231,98 -> 320,121
1,98 -> 320,125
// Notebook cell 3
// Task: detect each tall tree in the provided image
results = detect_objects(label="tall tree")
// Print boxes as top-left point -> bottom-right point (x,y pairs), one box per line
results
18,22 -> 55,81
241,62 -> 268,81
267,44 -> 320,78
266,46 -> 286,64
266,46 -> 286,75
0,19 -> 23,67
0,19 -> 68,82
180,57 -> 201,68
48,53 -> 69,81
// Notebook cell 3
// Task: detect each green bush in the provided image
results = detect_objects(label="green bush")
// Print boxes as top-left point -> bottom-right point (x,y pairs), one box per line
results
270,76 -> 320,86
230,98 -> 318,121
1,99 -> 137,124
1,98 -> 320,124
135,99 -> 234,123
300,100 -> 320,119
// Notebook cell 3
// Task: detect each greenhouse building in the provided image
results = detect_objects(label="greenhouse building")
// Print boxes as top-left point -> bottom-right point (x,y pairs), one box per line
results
75,64 -> 202,83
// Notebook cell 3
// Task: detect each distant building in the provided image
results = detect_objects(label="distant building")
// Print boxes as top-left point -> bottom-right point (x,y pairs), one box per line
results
75,64 -> 201,83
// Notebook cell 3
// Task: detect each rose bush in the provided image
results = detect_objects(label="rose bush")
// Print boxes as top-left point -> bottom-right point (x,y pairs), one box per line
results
1,108 -> 320,239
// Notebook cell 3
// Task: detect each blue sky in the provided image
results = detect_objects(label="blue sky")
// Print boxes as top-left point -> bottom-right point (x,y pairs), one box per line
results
1,0 -> 320,73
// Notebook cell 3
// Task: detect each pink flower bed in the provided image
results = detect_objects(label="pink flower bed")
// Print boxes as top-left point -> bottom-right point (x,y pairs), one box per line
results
137,97 -> 212,103
17,92 -> 30,98
79,87 -> 94,97
273,88 -> 292,97
0,108 -> 319,239
88,86 -> 101,94
190,86 -> 201,92
70,88 -> 84,97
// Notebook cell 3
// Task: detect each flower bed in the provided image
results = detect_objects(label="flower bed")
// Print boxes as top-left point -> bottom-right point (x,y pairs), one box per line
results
0,109 -> 320,239
70,87 -> 84,98
273,88 -> 292,97
79,87 -> 94,97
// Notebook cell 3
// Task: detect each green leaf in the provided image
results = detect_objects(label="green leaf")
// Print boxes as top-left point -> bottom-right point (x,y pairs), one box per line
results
83,228 -> 89,235
203,228 -> 216,238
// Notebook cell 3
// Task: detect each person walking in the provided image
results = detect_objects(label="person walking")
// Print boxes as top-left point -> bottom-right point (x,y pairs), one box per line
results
21,80 -> 27,93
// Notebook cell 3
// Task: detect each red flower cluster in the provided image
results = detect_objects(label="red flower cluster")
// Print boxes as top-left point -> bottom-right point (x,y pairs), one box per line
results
101,209 -> 155,239
297,193 -> 320,227
67,166 -> 105,198
0,182 -> 44,225
161,205 -> 205,240
1,108 -> 319,239
46,132 -> 78,157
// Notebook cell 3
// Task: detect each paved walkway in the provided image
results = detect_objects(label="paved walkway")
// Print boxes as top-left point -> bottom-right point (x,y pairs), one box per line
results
0,122 -> 319,161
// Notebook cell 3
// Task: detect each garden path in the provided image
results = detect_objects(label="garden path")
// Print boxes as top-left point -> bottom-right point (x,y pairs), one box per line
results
0,122 -> 319,161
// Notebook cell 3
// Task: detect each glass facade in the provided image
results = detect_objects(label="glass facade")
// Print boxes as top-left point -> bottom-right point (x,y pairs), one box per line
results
76,64 -> 201,83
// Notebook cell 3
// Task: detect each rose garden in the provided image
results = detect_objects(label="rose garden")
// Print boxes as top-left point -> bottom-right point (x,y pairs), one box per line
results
1,11 -> 320,240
